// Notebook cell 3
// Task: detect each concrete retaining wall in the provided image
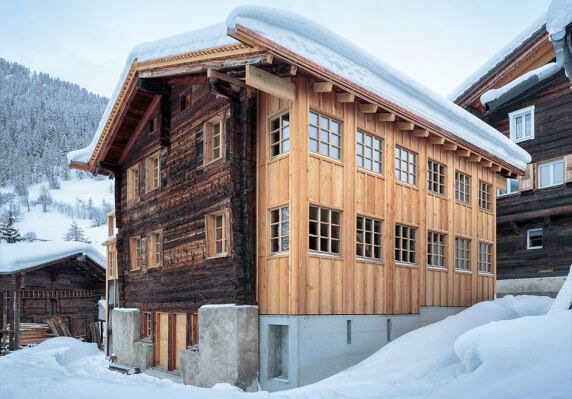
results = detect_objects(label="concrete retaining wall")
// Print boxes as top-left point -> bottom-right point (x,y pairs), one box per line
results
496,276 -> 566,298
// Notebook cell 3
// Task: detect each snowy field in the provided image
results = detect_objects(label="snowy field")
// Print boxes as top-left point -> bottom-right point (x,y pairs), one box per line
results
1,273 -> 570,399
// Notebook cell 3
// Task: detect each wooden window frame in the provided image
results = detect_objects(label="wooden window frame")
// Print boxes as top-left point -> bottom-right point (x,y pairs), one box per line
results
356,215 -> 382,260
427,159 -> 446,195
149,230 -> 162,268
478,180 -> 492,211
203,115 -> 224,165
127,164 -> 139,202
427,231 -> 446,269
538,158 -> 564,188
180,93 -> 191,113
395,146 -> 417,186
206,210 -> 229,258
270,206 -> 289,254
509,105 -> 534,143
527,228 -> 543,250
309,110 -> 342,161
107,248 -> 115,278
498,177 -> 519,197
146,153 -> 160,193
142,312 -> 153,340
455,171 -> 471,204
269,111 -> 290,158
148,115 -> 158,133
356,130 -> 383,175
395,224 -> 416,264
129,236 -> 142,271
455,237 -> 471,271
309,205 -> 341,255
478,242 -> 492,274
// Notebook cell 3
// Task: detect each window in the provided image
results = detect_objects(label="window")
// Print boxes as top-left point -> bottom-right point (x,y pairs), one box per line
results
309,205 -> 341,254
309,111 -> 341,160
478,242 -> 492,273
204,116 -> 223,164
395,224 -> 416,264
270,206 -> 289,253
268,324 -> 288,380
142,312 -> 153,339
146,154 -> 160,192
180,93 -> 191,112
527,228 -> 543,249
427,232 -> 446,268
395,147 -> 417,185
127,165 -> 139,201
148,115 -> 157,132
498,178 -> 519,196
455,171 -> 471,204
207,211 -> 228,257
427,160 -> 445,195
107,249 -> 115,278
130,237 -> 142,270
455,238 -> 471,271
509,105 -> 534,142
270,112 -> 290,157
356,131 -> 383,174
538,159 -> 564,188
479,181 -> 492,211
149,231 -> 162,267
356,216 -> 382,260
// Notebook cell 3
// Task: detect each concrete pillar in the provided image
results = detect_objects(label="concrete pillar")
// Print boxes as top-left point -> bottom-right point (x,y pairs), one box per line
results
111,308 -> 140,366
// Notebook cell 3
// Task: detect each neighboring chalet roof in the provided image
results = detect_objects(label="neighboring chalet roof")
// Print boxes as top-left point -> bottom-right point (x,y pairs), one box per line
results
0,241 -> 105,275
68,6 -> 531,174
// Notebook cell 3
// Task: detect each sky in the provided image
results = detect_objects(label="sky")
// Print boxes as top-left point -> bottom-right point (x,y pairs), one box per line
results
0,0 -> 552,99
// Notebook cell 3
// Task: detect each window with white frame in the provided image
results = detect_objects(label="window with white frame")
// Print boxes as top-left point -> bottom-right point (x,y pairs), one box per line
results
509,105 -> 534,142
498,178 -> 519,196
527,228 -> 543,250
538,159 -> 564,188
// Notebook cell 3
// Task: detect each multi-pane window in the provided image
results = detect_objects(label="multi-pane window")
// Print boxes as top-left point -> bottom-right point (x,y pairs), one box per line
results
427,160 -> 445,195
207,211 -> 228,257
356,131 -> 383,174
204,117 -> 223,164
108,249 -> 115,277
309,111 -> 341,160
479,181 -> 492,211
356,216 -> 382,260
127,165 -> 139,201
509,105 -> 534,142
146,154 -> 160,192
130,237 -> 141,270
455,171 -> 471,204
538,159 -> 564,188
142,312 -> 153,339
455,238 -> 471,271
270,206 -> 289,253
212,122 -> 222,160
395,147 -> 417,185
149,231 -> 162,267
527,228 -> 543,249
309,206 -> 341,254
270,112 -> 290,157
427,232 -> 446,268
215,214 -> 225,254
498,178 -> 519,196
478,242 -> 492,273
395,225 -> 416,264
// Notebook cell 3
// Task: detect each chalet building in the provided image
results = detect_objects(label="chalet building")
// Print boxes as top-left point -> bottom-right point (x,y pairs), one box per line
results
451,9 -> 572,286
68,7 -> 529,391
0,242 -> 105,351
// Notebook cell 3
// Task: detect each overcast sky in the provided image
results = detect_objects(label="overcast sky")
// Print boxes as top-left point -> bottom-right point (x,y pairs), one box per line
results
0,0 -> 551,99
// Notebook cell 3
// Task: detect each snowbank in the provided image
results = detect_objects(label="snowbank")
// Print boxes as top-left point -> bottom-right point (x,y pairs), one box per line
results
549,266 -> 572,313
547,0 -> 572,35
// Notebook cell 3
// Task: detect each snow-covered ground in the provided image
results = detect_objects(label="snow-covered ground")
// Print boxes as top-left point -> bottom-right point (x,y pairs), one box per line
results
1,273 -> 570,399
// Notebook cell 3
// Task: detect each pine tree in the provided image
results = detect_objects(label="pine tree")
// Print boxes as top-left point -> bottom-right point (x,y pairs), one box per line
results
64,221 -> 90,243
0,210 -> 24,243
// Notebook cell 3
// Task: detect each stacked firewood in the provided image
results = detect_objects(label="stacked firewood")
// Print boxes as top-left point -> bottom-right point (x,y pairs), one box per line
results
19,323 -> 54,346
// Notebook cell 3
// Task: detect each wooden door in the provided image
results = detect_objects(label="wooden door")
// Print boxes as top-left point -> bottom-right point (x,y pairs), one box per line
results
174,313 -> 187,370
156,312 -> 169,368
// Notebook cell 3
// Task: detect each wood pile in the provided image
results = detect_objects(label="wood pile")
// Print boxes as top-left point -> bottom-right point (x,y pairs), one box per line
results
45,317 -> 72,337
19,323 -> 54,346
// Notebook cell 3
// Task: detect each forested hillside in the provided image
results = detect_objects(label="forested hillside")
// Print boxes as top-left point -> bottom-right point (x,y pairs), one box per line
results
0,58 -> 108,187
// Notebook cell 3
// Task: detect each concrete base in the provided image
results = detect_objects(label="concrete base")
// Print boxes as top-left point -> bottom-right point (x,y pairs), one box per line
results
496,276 -> 566,298
259,306 -> 465,392
134,341 -> 154,371
111,308 -> 141,366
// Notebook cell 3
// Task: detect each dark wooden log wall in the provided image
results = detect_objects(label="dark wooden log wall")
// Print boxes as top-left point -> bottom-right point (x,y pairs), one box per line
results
117,81 -> 257,313
482,71 -> 572,278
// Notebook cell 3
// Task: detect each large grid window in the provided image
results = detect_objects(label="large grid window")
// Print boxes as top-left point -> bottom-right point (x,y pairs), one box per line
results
427,160 -> 446,195
356,131 -> 383,174
270,206 -> 289,253
270,112 -> 290,157
479,181 -> 492,211
309,111 -> 341,160
455,171 -> 471,204
395,147 -> 417,185
427,232 -> 446,268
478,242 -> 492,273
395,225 -> 416,264
309,206 -> 341,254
356,216 -> 382,260
455,238 -> 471,271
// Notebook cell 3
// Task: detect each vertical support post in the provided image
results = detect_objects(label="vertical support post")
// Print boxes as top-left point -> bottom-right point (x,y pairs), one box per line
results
14,275 -> 21,350
167,313 -> 173,371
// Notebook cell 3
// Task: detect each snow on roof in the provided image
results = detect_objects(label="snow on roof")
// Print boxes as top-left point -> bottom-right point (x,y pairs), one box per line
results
547,0 -> 572,36
0,241 -> 105,274
449,12 -> 547,102
227,6 -> 530,170
66,23 -> 237,165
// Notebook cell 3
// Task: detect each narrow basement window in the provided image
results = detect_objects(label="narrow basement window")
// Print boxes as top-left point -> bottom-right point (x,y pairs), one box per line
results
527,228 -> 543,250
268,325 -> 289,380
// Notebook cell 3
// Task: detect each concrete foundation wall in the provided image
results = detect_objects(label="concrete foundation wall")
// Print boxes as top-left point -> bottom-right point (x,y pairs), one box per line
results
496,276 -> 566,298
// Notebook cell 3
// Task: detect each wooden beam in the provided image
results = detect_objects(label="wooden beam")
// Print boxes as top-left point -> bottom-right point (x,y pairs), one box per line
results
469,154 -> 482,162
14,275 -> 21,350
266,53 -> 273,64
207,69 -> 247,88
429,136 -> 445,145
288,65 -> 297,76
336,92 -> 355,103
457,149 -> 470,157
491,164 -> 502,172
443,142 -> 458,151
359,103 -> 378,113
377,112 -> 395,122
136,78 -> 169,96
119,96 -> 161,165
245,64 -> 296,101
397,121 -> 414,131
481,159 -> 493,168
313,81 -> 333,93
412,129 -> 429,137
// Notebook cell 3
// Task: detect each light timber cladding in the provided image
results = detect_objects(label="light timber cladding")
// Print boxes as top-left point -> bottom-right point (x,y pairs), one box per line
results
256,77 -> 498,316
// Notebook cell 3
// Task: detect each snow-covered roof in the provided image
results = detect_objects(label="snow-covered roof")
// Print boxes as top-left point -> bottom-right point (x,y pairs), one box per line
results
547,0 -> 572,36
0,241 -> 105,275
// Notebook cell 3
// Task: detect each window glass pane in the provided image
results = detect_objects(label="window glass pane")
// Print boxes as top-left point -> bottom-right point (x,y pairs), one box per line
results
554,161 -> 564,185
282,126 -> 290,139
320,129 -> 329,143
271,117 -> 280,131
539,165 -> 550,187
282,139 -> 290,152
331,134 -> 340,147
357,131 -> 364,143
524,113 -> 531,137
331,147 -> 340,159
310,126 -> 318,138
331,121 -> 340,134
309,111 -> 318,125
320,142 -> 329,156
282,113 -> 289,126
515,116 -> 522,139
309,139 -> 319,152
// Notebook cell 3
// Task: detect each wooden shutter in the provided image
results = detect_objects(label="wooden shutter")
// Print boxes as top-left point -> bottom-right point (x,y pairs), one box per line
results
141,236 -> 148,269
518,163 -> 534,191
565,154 -> 572,183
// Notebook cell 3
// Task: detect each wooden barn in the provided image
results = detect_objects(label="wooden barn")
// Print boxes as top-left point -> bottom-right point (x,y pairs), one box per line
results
0,242 -> 106,351
68,7 -> 529,390
451,10 -> 572,283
